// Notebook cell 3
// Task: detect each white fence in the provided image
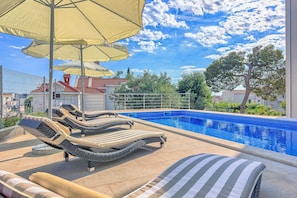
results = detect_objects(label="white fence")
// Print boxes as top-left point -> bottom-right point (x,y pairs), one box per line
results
108,93 -> 190,110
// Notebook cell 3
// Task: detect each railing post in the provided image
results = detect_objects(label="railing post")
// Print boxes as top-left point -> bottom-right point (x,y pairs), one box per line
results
188,93 -> 190,109
143,94 -> 145,109
124,94 -> 126,110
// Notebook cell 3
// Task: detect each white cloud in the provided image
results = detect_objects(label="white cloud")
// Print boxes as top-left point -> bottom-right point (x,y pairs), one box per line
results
9,45 -> 23,50
132,40 -> 164,54
205,54 -> 221,60
244,35 -> 256,41
221,1 -> 285,35
206,32 -> 285,61
131,29 -> 169,42
130,29 -> 169,53
168,0 -> 204,16
180,65 -> 206,74
185,26 -> 230,47
143,0 -> 188,28
131,68 -> 152,74
180,0 -> 284,48
182,40 -> 197,47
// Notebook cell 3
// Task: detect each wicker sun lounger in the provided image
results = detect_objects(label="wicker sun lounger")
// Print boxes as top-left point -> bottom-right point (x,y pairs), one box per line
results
52,108 -> 134,135
19,115 -> 167,171
124,153 -> 266,198
62,104 -> 118,119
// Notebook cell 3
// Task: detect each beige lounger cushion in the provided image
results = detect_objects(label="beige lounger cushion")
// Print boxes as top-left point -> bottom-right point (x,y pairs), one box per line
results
58,108 -> 127,127
25,115 -> 165,149
30,172 -> 110,198
68,130 -> 165,148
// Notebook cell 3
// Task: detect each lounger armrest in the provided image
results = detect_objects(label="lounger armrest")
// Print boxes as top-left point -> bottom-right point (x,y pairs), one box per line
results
30,172 -> 111,198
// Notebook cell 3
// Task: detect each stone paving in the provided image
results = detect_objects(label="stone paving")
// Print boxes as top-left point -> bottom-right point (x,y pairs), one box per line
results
1,119 -> 297,198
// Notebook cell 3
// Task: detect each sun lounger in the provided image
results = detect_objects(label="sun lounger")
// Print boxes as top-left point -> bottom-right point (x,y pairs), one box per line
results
124,153 -> 266,198
18,115 -> 167,171
61,103 -> 118,119
52,108 -> 134,135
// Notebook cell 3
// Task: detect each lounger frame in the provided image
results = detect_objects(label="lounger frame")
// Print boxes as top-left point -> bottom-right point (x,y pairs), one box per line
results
52,108 -> 134,135
19,116 -> 166,171
61,104 -> 118,119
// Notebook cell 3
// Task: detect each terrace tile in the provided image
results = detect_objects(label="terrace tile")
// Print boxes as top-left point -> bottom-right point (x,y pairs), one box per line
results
1,116 -> 297,198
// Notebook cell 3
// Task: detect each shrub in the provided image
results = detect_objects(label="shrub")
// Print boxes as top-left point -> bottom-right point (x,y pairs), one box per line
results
0,117 -> 4,129
210,101 -> 282,116
30,112 -> 47,117
3,116 -> 20,128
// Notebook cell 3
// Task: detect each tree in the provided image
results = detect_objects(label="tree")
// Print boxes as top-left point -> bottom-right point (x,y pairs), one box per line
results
177,71 -> 212,110
24,96 -> 33,114
205,45 -> 285,113
113,70 -> 123,78
126,67 -> 133,80
116,70 -> 176,93
112,71 -> 177,109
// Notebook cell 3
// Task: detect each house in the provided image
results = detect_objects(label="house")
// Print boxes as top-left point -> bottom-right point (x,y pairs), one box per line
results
1,93 -> 18,117
31,74 -> 80,112
30,74 -> 127,112
218,88 -> 285,112
74,76 -> 127,110
221,89 -> 264,104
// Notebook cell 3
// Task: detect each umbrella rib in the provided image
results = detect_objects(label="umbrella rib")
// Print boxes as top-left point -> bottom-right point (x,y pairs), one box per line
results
90,0 -> 142,28
34,0 -> 51,7
94,46 -> 112,61
71,2 -> 107,42
35,0 -> 87,8
0,1 -> 26,17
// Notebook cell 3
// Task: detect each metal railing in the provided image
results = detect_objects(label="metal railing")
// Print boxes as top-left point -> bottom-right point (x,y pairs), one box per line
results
108,93 -> 190,110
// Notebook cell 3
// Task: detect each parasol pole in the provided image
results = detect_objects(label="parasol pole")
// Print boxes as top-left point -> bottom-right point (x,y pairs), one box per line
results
48,0 -> 55,119
80,44 -> 86,121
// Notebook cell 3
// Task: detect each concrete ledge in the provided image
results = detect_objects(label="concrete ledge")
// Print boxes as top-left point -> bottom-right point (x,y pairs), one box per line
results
125,116 -> 297,168
0,125 -> 24,143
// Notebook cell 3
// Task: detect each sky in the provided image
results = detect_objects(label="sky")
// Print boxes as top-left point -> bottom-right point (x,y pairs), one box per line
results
0,0 -> 285,86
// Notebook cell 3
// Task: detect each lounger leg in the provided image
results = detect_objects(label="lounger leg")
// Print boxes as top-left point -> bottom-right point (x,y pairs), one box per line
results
88,161 -> 95,172
64,152 -> 69,162
160,136 -> 167,147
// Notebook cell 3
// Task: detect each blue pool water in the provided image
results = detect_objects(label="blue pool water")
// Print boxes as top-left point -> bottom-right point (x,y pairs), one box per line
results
121,110 -> 297,157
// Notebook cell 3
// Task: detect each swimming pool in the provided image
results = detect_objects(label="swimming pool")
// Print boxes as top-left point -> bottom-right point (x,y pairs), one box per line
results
121,110 -> 297,157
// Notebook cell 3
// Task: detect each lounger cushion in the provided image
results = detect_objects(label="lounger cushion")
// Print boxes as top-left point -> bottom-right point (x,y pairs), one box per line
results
30,172 -> 110,198
124,153 -> 266,198
0,170 -> 62,198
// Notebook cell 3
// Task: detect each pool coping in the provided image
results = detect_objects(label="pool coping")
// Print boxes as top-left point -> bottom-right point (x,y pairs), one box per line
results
119,110 -> 297,168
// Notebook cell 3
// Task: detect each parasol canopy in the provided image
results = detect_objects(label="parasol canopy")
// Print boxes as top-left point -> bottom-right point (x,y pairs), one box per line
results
54,61 -> 114,77
0,0 -> 145,118
22,40 -> 130,62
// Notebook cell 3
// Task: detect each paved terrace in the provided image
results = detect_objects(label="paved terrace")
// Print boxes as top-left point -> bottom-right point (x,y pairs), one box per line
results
1,115 -> 297,198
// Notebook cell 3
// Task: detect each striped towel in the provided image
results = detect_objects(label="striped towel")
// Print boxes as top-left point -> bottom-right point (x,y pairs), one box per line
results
124,153 -> 265,198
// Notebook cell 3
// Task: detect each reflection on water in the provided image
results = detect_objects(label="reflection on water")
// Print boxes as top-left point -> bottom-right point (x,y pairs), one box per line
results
146,116 -> 297,157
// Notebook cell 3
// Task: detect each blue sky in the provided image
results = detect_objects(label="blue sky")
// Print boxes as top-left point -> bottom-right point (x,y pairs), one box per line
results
0,0 -> 285,86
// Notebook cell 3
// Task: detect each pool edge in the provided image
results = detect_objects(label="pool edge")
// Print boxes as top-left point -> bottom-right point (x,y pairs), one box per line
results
120,114 -> 297,168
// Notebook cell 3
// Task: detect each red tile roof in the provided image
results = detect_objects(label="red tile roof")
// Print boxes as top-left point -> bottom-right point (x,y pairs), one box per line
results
31,81 -> 80,93
58,81 -> 80,92
31,77 -> 125,94
31,83 -> 50,92
75,87 -> 105,94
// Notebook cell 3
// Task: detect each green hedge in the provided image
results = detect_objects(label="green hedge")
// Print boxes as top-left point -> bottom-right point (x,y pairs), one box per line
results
0,112 -> 47,129
208,101 -> 282,116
